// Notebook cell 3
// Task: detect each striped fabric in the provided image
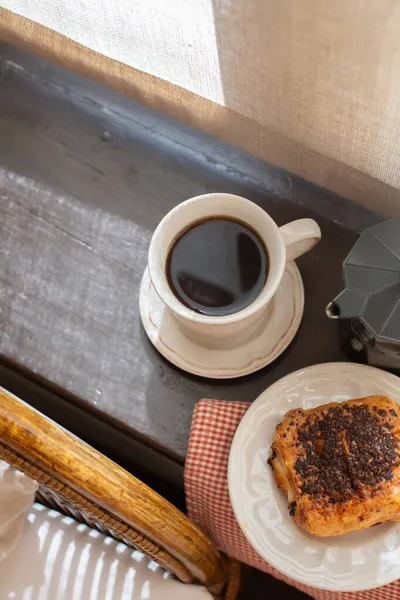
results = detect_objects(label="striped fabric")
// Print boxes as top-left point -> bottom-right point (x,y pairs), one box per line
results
0,461 -> 211,599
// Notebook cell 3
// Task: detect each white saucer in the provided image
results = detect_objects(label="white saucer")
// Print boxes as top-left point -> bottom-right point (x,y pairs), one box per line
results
139,262 -> 304,378
228,362 -> 400,591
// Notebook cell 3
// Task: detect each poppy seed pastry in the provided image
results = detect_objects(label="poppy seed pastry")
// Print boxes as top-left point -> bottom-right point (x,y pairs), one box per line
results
269,396 -> 400,536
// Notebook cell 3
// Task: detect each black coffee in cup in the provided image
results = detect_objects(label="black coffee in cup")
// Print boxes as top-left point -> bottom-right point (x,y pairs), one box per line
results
166,218 -> 268,316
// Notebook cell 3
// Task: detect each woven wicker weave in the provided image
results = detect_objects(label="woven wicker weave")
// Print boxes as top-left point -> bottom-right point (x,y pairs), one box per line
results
0,388 -> 240,599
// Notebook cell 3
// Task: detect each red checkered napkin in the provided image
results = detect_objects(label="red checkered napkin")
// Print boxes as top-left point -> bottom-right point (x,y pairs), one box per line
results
184,399 -> 400,600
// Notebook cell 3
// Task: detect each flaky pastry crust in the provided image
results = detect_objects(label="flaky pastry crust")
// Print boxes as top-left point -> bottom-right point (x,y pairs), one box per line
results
269,396 -> 400,536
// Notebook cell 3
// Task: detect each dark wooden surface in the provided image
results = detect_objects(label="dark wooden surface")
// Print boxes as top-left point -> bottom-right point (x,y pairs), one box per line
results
239,570 -> 310,600
0,44 -> 383,491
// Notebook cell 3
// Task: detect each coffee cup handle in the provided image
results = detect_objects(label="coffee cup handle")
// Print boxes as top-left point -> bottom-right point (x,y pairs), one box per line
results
279,218 -> 321,261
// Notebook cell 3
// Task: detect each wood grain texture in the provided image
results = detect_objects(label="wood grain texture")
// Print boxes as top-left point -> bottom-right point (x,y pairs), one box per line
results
0,44 -> 383,474
0,363 -> 186,500
0,388 -> 238,598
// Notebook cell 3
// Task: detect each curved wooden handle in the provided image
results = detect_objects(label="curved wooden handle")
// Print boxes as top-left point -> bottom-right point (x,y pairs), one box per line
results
0,388 -> 227,594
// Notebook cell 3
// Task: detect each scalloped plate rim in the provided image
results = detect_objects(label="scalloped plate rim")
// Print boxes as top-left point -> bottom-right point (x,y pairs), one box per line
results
228,362 -> 400,592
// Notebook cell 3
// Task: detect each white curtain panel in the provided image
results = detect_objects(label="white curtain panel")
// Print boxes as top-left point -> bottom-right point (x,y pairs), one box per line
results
2,0 -> 224,103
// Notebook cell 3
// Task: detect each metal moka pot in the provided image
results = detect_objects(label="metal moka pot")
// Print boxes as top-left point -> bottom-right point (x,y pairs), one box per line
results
326,218 -> 400,372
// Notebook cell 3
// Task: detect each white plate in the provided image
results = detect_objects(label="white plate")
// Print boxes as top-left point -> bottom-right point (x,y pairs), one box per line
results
228,362 -> 400,591
139,263 -> 304,379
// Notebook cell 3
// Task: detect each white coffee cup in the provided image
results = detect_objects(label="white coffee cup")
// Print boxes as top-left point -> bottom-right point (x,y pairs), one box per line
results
148,193 -> 321,348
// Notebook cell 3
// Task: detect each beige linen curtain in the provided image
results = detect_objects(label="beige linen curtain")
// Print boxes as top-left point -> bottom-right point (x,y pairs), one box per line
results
1,1 -> 400,215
